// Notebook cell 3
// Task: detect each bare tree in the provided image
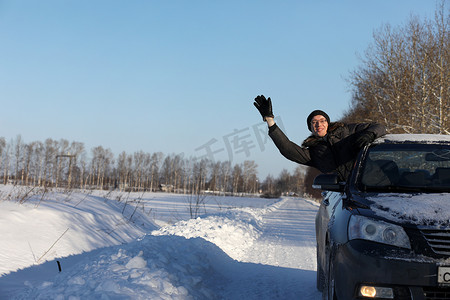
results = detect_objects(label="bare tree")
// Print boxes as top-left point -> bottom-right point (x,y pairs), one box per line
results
2,142 -> 11,184
347,3 -> 449,134
68,141 -> 85,188
23,142 -> 34,186
0,137 -> 5,183
232,164 -> 243,194
13,135 -> 23,184
192,158 -> 209,194
292,165 -> 307,195
219,161 -> 232,194
182,157 -> 194,194
172,154 -> 184,192
242,160 -> 258,194
133,151 -> 146,191
55,139 -> 70,188
207,161 -> 221,193
31,141 -> 44,186
149,152 -> 163,192
90,146 -> 113,189
43,138 -> 58,187
261,174 -> 277,198
116,151 -> 130,190
276,169 -> 291,195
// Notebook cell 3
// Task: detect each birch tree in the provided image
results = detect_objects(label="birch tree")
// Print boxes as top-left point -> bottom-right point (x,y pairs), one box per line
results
346,3 -> 449,134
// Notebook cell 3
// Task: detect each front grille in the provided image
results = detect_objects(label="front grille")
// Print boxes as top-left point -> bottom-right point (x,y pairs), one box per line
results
424,286 -> 450,300
393,286 -> 412,300
421,229 -> 450,256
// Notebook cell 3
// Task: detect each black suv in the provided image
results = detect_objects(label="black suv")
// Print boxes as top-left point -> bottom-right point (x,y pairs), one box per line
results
314,134 -> 450,300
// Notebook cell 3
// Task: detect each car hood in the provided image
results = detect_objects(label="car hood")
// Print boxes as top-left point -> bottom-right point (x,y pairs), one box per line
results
364,193 -> 450,226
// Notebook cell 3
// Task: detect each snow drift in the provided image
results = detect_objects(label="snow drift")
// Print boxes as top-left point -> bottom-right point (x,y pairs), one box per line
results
0,186 -> 321,299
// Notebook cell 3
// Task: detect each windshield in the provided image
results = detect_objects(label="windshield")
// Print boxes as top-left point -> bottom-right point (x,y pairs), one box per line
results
358,143 -> 450,193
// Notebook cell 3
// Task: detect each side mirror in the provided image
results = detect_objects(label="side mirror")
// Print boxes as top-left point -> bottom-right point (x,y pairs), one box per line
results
312,174 -> 344,192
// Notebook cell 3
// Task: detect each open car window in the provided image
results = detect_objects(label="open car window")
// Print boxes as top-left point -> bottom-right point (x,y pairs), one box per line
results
359,143 -> 450,193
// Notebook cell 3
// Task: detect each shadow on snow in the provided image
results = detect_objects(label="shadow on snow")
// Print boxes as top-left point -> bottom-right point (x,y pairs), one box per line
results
0,234 -> 321,299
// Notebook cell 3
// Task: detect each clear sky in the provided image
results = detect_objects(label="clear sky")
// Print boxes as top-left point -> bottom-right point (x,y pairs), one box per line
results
0,0 -> 441,179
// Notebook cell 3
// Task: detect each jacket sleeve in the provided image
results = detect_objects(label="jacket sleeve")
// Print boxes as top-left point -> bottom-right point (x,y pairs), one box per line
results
268,124 -> 313,166
350,122 -> 386,138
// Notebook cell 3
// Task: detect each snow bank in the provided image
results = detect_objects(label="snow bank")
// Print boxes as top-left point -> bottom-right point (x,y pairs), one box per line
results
11,235 -> 228,299
153,211 -> 263,261
0,191 -> 155,276
0,187 -> 321,299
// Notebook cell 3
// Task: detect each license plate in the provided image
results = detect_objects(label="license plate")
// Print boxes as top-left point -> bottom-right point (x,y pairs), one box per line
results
438,267 -> 450,285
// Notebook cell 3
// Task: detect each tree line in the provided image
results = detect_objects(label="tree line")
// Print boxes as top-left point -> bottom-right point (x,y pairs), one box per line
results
0,135 -> 306,197
343,3 -> 449,133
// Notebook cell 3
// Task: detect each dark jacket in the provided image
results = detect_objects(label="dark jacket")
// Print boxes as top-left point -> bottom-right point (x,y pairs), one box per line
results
269,122 -> 386,181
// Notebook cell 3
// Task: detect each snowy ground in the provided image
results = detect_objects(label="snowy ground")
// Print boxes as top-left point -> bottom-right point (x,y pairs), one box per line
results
0,185 -> 321,299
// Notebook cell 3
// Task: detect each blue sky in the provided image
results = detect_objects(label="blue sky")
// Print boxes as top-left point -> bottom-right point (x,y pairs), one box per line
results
0,0 -> 441,179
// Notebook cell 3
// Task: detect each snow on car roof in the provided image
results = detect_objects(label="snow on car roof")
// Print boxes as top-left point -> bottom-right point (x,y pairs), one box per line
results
374,134 -> 450,144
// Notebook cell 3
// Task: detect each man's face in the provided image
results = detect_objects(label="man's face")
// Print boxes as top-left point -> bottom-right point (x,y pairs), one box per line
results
311,115 -> 328,137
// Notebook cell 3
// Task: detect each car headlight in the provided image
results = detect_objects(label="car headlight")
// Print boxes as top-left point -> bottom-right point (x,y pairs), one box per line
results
348,215 -> 411,249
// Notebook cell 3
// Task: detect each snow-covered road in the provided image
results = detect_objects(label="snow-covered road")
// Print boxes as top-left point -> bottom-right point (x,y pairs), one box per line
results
220,198 -> 321,299
242,198 -> 318,268
0,189 -> 322,299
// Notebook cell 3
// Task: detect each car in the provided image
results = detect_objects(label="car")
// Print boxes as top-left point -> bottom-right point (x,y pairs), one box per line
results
313,134 -> 450,300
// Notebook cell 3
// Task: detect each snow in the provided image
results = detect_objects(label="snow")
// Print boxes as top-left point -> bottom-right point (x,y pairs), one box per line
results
375,133 -> 450,143
369,193 -> 450,226
0,186 -> 321,299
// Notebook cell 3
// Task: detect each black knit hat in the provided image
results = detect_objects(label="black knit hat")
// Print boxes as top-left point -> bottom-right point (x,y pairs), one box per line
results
307,110 -> 330,131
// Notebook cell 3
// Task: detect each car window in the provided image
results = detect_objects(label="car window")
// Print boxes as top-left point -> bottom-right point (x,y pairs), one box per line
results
359,143 -> 450,192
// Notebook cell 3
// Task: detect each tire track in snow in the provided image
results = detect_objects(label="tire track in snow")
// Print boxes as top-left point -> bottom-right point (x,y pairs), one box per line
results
241,197 -> 319,270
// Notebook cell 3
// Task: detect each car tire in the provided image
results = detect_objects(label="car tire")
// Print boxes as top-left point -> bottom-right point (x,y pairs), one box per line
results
316,245 -> 325,292
322,244 -> 337,300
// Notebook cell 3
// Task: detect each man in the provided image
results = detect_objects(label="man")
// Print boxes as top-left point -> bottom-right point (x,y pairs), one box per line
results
253,95 -> 386,181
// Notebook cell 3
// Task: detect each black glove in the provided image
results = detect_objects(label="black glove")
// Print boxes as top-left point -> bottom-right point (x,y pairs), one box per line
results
355,132 -> 376,148
253,95 -> 274,121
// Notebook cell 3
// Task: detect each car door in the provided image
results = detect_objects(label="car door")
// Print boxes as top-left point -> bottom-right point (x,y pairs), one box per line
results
316,191 -> 343,268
